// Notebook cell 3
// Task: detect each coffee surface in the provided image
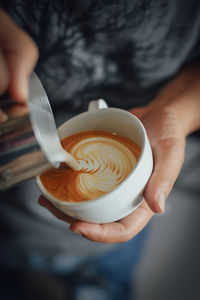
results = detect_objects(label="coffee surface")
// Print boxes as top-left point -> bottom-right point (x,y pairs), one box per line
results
40,130 -> 141,202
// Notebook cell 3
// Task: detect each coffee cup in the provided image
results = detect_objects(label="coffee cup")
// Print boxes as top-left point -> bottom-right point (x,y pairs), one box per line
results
36,99 -> 153,223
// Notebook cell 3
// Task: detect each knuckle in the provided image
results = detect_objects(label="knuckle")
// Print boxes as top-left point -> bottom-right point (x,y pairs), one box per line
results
17,29 -> 39,63
27,37 -> 39,61
23,35 -> 39,61
118,228 -> 133,243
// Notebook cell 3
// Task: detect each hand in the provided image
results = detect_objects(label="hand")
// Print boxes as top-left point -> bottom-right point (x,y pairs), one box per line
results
39,100 -> 186,243
0,9 -> 38,122
39,61 -> 200,244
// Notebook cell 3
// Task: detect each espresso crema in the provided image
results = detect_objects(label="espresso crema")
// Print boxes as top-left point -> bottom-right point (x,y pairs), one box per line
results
40,130 -> 141,202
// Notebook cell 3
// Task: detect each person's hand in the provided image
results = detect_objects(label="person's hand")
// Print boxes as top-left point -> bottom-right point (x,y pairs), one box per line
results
38,100 -> 186,242
39,61 -> 200,243
0,8 -> 38,122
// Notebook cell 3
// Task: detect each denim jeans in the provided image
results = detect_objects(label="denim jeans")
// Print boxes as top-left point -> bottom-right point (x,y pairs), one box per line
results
0,226 -> 149,300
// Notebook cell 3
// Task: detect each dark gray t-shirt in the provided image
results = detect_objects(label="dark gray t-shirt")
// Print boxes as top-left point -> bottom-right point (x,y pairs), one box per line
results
0,0 -> 200,270
3,0 -> 200,110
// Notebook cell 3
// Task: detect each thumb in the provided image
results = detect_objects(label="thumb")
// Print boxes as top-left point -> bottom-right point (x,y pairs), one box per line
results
144,137 -> 186,213
0,9 -> 38,103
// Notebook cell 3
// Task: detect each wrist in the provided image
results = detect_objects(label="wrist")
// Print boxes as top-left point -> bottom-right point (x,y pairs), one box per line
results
167,98 -> 200,136
151,61 -> 200,136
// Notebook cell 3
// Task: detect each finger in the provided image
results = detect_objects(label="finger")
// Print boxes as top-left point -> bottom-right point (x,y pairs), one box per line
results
0,108 -> 8,123
144,137 -> 185,213
0,50 -> 9,95
70,200 -> 154,243
4,103 -> 28,118
38,196 -> 75,224
0,9 -> 38,103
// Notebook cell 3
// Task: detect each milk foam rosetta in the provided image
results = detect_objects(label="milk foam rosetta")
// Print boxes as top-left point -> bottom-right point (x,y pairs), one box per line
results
40,130 -> 141,202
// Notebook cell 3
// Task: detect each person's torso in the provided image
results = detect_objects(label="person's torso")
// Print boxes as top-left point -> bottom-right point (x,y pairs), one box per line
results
3,0 -> 200,110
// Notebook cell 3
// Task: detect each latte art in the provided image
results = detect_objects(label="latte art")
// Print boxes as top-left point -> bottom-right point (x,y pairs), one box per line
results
40,130 -> 141,202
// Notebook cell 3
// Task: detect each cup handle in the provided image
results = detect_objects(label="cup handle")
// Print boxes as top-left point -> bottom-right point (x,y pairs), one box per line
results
88,99 -> 108,111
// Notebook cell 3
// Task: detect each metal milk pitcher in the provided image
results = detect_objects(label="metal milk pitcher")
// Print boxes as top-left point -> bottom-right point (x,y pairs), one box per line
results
0,73 -> 62,190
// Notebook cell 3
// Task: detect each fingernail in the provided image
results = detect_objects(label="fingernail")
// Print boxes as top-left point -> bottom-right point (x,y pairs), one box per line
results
156,190 -> 166,213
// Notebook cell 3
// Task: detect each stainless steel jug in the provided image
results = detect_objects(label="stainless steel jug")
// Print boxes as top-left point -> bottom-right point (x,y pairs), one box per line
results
0,73 -> 61,190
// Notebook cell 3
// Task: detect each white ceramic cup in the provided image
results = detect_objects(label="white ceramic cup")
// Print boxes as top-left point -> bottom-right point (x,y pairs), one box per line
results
36,99 -> 153,223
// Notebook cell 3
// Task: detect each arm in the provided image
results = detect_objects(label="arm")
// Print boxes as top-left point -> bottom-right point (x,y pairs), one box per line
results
39,60 -> 200,243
